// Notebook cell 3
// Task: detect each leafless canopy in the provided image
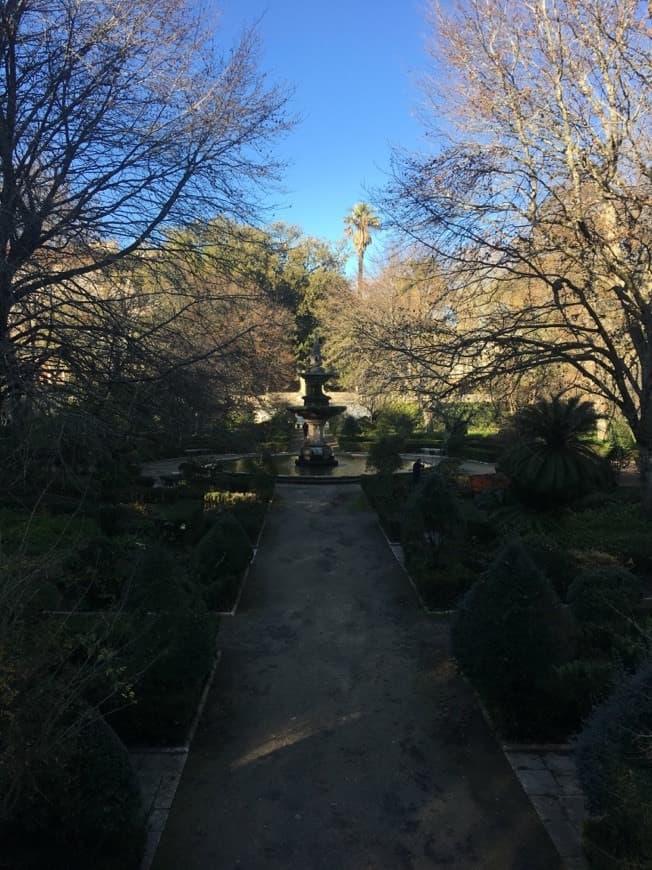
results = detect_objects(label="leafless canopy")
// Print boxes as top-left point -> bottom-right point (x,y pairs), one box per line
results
379,0 -> 652,455
0,0 -> 292,420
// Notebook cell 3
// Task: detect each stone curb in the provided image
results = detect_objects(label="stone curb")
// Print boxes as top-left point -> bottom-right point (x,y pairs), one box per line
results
373,500 -> 589,869
132,647 -> 223,870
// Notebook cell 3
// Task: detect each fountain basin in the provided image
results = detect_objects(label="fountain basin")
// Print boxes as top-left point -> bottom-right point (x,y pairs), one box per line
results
220,452 -> 417,480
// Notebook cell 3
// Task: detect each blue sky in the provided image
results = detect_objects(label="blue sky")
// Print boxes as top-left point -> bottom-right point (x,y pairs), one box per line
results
215,0 -> 432,264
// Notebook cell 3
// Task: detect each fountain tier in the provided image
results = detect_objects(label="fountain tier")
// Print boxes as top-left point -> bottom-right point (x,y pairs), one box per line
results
289,338 -> 346,466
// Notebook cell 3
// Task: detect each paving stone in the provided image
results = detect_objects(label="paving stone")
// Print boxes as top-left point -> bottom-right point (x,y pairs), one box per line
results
140,752 -> 186,775
505,751 -> 547,771
140,786 -> 159,815
155,772 -> 182,809
515,767 -> 558,794
137,771 -> 163,794
543,752 -> 577,778
147,809 -> 169,833
557,773 -> 584,796
141,830 -> 163,870
544,816 -> 584,859
529,794 -> 568,823
560,794 -> 587,831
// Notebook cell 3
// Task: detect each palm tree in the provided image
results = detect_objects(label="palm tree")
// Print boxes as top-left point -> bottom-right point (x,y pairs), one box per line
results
344,202 -> 381,291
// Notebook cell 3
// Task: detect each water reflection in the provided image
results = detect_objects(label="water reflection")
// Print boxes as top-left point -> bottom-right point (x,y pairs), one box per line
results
221,453 -> 418,478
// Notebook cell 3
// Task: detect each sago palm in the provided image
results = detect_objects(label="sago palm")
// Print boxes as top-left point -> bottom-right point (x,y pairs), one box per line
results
498,395 -> 613,505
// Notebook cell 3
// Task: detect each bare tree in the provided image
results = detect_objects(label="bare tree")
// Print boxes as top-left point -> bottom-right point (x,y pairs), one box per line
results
382,0 -> 652,477
0,0 -> 292,426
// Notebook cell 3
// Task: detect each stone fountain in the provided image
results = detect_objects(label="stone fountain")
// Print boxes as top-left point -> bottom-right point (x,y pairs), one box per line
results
289,337 -> 346,467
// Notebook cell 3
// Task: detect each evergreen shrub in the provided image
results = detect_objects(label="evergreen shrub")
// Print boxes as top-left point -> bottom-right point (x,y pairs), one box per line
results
567,566 -> 647,666
568,566 -> 642,629
451,539 -> 569,737
192,513 -> 252,610
522,533 -> 578,599
204,491 -> 266,543
107,609 -> 217,744
576,658 -> 652,865
85,544 -> 217,743
124,543 -> 197,612
401,473 -> 473,607
360,473 -> 411,541
7,714 -> 145,869
365,434 -> 405,475
374,401 -> 422,439
549,659 -> 615,735
151,498 -> 206,545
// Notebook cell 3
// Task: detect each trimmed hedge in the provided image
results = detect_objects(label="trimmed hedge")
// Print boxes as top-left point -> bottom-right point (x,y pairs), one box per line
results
204,491 -> 266,544
567,566 -> 647,668
6,714 -> 145,870
95,544 -> 219,744
521,533 -> 578,600
568,566 -> 642,629
192,513 -> 252,610
576,657 -> 652,865
452,539 -> 570,738
106,609 -> 218,745
401,472 -> 474,608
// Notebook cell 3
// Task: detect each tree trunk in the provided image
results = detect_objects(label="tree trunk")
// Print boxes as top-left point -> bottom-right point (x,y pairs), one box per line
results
637,443 -> 652,512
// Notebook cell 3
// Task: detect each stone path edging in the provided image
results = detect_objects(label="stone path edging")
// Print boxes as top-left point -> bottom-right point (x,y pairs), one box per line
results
375,510 -> 589,869
131,496 -> 274,867
132,646 -> 223,870
504,749 -> 588,869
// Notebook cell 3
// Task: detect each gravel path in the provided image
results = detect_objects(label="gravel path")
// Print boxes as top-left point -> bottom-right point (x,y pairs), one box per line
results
152,483 -> 562,870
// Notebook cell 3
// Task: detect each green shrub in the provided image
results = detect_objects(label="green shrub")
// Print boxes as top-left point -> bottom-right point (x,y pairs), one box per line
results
333,414 -> 361,439
360,473 -> 411,541
576,657 -> 652,865
192,513 -> 252,610
568,567 -> 642,628
204,492 -> 267,542
229,501 -> 266,544
452,539 -> 569,737
366,434 -> 405,475
150,498 -> 206,545
401,473 -> 473,607
125,543 -> 199,612
374,401 -> 422,439
521,533 -> 578,599
567,567 -> 647,666
548,659 -> 615,735
7,714 -> 145,869
56,533 -> 126,609
107,610 -> 217,744
415,559 -> 476,610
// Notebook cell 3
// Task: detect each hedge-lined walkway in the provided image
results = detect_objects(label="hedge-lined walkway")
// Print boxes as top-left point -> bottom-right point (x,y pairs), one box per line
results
152,483 -> 562,870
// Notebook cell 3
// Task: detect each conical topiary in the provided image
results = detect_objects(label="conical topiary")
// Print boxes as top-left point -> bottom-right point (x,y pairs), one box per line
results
452,538 -> 569,736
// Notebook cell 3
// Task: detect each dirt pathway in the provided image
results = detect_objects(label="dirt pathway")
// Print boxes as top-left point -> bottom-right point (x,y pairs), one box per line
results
152,484 -> 562,870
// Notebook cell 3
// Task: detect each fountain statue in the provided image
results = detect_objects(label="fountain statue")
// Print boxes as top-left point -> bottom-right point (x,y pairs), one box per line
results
289,337 -> 346,467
